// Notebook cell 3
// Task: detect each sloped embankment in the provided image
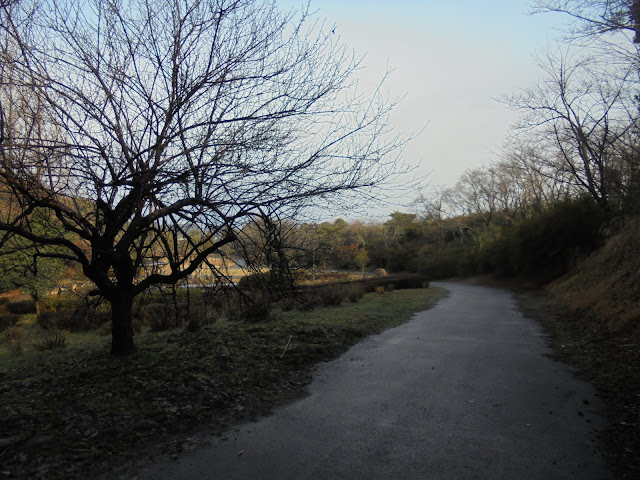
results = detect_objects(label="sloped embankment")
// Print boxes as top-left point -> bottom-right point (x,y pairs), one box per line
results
534,216 -> 640,478
551,216 -> 640,331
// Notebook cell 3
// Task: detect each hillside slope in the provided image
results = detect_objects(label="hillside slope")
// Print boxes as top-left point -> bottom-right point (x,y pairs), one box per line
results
551,217 -> 640,332
536,216 -> 640,478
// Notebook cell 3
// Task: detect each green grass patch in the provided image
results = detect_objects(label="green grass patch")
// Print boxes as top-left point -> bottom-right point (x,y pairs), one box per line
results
0,287 -> 446,480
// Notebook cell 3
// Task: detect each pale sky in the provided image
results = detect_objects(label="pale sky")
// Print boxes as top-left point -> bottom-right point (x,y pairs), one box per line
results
278,0 -> 567,215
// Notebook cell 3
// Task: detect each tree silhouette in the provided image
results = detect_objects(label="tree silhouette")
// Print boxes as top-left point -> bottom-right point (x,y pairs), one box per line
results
0,0 -> 405,354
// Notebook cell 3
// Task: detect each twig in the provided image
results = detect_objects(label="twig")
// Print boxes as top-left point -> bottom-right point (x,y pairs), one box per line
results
280,335 -> 292,358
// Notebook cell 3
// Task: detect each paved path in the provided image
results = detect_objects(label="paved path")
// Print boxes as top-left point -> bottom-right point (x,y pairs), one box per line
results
134,282 -> 611,479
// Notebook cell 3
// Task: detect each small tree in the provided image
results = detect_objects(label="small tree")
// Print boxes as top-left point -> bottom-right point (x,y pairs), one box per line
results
0,0 -> 405,354
353,248 -> 369,277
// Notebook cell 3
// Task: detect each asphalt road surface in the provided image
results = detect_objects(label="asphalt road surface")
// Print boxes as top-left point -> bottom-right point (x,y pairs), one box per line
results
135,282 -> 611,479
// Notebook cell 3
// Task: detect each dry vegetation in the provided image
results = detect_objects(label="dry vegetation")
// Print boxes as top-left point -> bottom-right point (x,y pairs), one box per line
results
550,217 -> 640,332
516,218 -> 640,479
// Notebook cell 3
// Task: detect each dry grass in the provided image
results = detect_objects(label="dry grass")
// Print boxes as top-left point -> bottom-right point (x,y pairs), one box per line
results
550,216 -> 640,332
297,271 -> 368,285
1,325 -> 26,356
518,216 -> 640,478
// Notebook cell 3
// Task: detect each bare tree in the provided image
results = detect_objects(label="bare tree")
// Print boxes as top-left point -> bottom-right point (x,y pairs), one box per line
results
499,139 -> 574,213
414,186 -> 457,246
503,50 -> 636,210
0,0 -> 406,354
531,0 -> 640,41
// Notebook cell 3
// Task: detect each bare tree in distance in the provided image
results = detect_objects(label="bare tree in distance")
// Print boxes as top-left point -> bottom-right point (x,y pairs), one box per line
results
0,0 -> 409,354
499,139 -> 574,211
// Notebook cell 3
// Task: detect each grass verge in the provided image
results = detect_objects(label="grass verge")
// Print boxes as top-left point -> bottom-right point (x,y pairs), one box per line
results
0,287 -> 446,480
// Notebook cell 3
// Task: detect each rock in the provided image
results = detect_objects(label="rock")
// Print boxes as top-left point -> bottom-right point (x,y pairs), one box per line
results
24,435 -> 55,449
133,419 -> 159,432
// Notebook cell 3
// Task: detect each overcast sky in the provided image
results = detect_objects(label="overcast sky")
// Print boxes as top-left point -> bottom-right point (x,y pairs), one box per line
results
278,0 -> 567,216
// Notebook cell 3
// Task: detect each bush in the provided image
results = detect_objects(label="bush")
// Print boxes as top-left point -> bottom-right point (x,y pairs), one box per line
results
345,283 -> 365,302
36,308 -> 109,332
37,294 -> 82,313
6,299 -> 37,315
497,196 -> 606,283
294,292 -> 323,311
186,303 -> 217,330
417,245 -> 465,279
240,298 -> 271,322
319,285 -> 344,307
97,321 -> 112,336
37,309 -> 74,330
293,288 -> 346,310
0,313 -> 21,331
185,313 -> 205,331
2,326 -> 26,356
236,270 -> 296,299
393,276 -> 429,290
142,303 -> 184,332
35,328 -> 67,350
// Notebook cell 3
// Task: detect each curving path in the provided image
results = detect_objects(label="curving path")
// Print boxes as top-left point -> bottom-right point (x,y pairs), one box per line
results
133,282 -> 611,480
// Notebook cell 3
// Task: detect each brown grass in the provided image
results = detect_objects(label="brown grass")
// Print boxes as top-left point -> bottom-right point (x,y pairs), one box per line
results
549,216 -> 640,332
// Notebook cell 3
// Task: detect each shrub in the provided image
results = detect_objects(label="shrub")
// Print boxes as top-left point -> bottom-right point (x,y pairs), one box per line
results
6,299 -> 37,315
186,304 -> 216,330
37,309 -> 74,330
201,290 -> 227,312
295,292 -> 323,311
236,270 -> 296,300
417,245 -> 464,279
139,300 -> 212,331
241,299 -> 271,322
37,294 -> 82,313
0,313 -> 21,331
279,297 -> 296,311
319,285 -> 344,307
35,328 -> 67,350
185,314 -> 205,331
37,308 -> 109,332
142,303 -> 184,332
345,283 -> 365,302
97,321 -> 112,336
2,326 -> 26,356
495,196 -> 606,284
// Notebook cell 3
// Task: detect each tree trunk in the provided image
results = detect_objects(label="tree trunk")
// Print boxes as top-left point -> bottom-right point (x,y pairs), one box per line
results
110,291 -> 135,355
